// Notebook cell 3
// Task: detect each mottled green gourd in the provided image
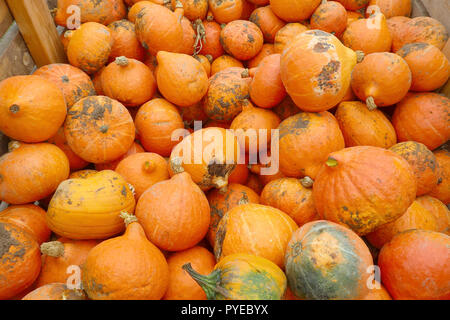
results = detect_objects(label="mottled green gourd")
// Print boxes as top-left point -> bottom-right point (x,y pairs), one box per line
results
183,254 -> 287,300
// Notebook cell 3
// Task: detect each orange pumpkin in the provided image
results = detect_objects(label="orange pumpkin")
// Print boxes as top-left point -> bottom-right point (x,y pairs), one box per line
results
179,17 -> 196,55
22,283 -> 87,300
0,204 -> 50,245
228,163 -> 250,184
69,169 -> 98,179
351,52 -> 411,109
171,0 -> 208,21
335,101 -> 397,148
95,142 -> 145,171
163,246 -> 216,300
313,146 -> 417,235
361,284 -> 392,300
198,20 -> 225,60
310,0 -> 348,37
135,172 -> 210,251
64,96 -> 135,164
272,96 -> 300,120
34,64 -> 96,108
392,93 -> 450,151
67,22 -> 113,74
60,29 -> 74,53
416,195 -> 450,235
128,1 -> 154,23
0,142 -> 70,205
108,19 -> 145,62
367,0 -> 411,18
336,0 -> 369,10
135,98 -> 184,157
386,15 -> 411,50
245,172 -> 264,195
346,10 -> 364,26
249,6 -> 286,43
178,102 -> 209,127
210,55 -> 244,75
241,0 -> 257,19
430,149 -> 450,204
220,20 -> 264,61
48,127 -> 89,171
91,67 -> 105,95
273,23 -> 308,54
0,75 -> 67,143
208,0 -> 243,24
269,0 -> 321,22
278,111 -> 345,179
194,55 -> 212,77
247,43 -> 275,68
396,42 -> 450,92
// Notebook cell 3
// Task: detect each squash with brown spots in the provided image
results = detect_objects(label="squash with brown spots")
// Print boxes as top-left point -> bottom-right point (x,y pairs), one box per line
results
310,0 -> 348,37
107,19 -> 145,62
249,6 -> 286,43
171,0 -> 208,21
273,23 -> 308,54
429,149 -> 450,204
22,283 -> 87,300
367,0 -> 411,18
220,20 -> 263,61
416,195 -> 450,235
270,0 -> 321,22
208,0 -> 243,24
128,1 -> 154,23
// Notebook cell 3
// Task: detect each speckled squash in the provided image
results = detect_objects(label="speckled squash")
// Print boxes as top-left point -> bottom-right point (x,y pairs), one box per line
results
210,55 -> 244,76
220,20 -> 264,61
273,23 -> 308,54
367,0 -> 411,18
22,283 -> 87,300
430,149 -> 450,204
416,195 -> 450,235
208,0 -> 243,24
249,6 -> 285,43
310,1 -> 348,37
128,1 -> 153,23
269,0 -> 321,22
272,96 -> 300,120
285,220 -> 373,300
108,19 -> 145,62
171,0 -> 208,21
69,169 -> 98,179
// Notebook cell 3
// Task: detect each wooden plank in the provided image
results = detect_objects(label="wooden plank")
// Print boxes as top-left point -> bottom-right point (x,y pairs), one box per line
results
420,0 -> 450,33
6,0 -> 66,67
0,0 -> 13,37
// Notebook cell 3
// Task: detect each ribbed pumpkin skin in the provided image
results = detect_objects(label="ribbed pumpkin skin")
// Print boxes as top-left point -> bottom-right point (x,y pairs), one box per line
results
0,222 -> 41,300
285,220 -> 373,300
416,196 -> 450,235
390,141 -> 439,196
278,111 -> 345,179
313,146 -> 417,235
108,19 -> 145,62
214,203 -> 298,268
379,230 -> 450,300
273,23 -> 308,54
430,150 -> 450,204
22,283 -> 87,300
46,170 -> 136,240
335,101 -> 397,148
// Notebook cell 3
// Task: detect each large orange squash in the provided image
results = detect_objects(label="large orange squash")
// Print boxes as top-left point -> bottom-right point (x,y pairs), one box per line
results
135,172 -> 210,251
269,0 -> 321,22
108,19 -> 145,62
379,230 -> 450,300
0,75 -> 66,143
249,5 -> 285,43
220,20 -> 264,61
280,30 -> 358,112
430,149 -> 450,204
313,146 -> 417,235
416,195 -> 450,235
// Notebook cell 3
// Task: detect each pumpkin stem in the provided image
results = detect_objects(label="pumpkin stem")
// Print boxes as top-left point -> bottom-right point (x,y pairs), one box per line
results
99,125 -> 109,133
40,241 -> 65,257
170,157 -> 185,174
205,54 -> 213,63
241,68 -> 250,78
115,56 -> 129,67
9,104 -> 20,114
119,211 -> 138,226
300,176 -> 314,188
366,96 -> 377,111
143,160 -> 155,173
355,50 -> 365,63
212,176 -> 228,189
49,8 -> 57,17
206,13 -> 214,22
8,140 -> 21,152
326,157 -> 338,167
193,19 -> 206,56
182,263 -> 221,300
238,194 -> 250,205
64,30 -> 73,38
175,0 -> 183,8
128,183 -> 136,197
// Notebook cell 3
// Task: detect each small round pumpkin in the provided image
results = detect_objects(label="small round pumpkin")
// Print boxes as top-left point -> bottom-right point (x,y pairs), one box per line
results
386,15 -> 411,50
135,172 -> 210,251
285,220 -> 373,300
249,6 -> 286,43
346,10 -> 364,26
0,75 -> 67,143
22,283 -> 87,300
179,16 -> 196,55
310,1 -> 348,37
47,127 -> 89,171
215,203 -> 297,268
228,163 -> 249,184
416,195 -> 450,235
367,0 -> 411,18
247,43 -> 275,68
220,20 -> 264,61
336,0 -> 369,10
241,0 -> 257,19
273,23 -> 308,54
171,0 -> 208,21
430,149 -> 450,204
210,55 -> 244,76
208,0 -> 243,24
379,229 -> 450,300
194,55 -> 212,77
335,101 -> 397,148
198,20 -> 225,60
0,142 -> 70,205
82,214 -> 169,300
107,19 -> 145,62
269,0 -> 321,22
128,1 -> 154,23
95,141 -> 144,171
392,93 -> 450,151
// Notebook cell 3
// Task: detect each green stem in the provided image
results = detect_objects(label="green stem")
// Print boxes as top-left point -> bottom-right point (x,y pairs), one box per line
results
182,263 -> 221,300
326,157 -> 338,167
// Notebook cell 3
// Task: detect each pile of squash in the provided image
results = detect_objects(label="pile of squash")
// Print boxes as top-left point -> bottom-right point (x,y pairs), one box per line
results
0,0 -> 449,300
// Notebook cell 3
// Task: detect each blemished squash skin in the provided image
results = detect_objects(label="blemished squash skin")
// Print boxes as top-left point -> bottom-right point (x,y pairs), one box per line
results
208,0 -> 243,24
107,19 -> 145,63
183,253 -> 287,300
367,0 -> 411,18
336,0 -> 369,10
46,170 -> 136,240
429,149 -> 450,205
22,283 -> 87,300
171,0 -> 208,21
415,195 -> 450,235
220,20 -> 264,61
285,220 -> 374,300
249,6 -> 286,43
310,1 -> 348,37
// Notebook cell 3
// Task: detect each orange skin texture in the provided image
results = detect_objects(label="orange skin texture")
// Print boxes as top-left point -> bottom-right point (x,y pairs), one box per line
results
135,3 -> 184,56
345,10 -> 363,27
313,146 -> 417,235
164,246 -> 216,300
179,17 -> 196,55
95,142 -> 144,171
171,0 -> 208,21
54,0 -> 126,26
273,96 -> 300,120
228,163 -> 249,184
253,163 -> 286,186
69,169 -> 98,179
342,13 -> 392,54
278,111 -> 345,179
169,128 -> 241,191
22,283 -> 87,300
336,0 -> 369,10
361,284 -> 392,300
379,230 -> 450,300
107,19 -> 145,63
335,101 -> 397,148
249,6 -> 286,43
0,222 -> 41,300
220,20 -> 264,61
82,221 -> 169,300
135,172 -> 210,251
366,200 -> 438,248
102,58 -> 156,107
178,102 -> 209,126
203,67 -> 251,121
60,30 -> 74,53
429,149 -> 450,204
391,16 -> 449,52
273,23 -> 308,54
135,98 -> 184,157
249,54 -> 287,108
156,51 -> 209,107
128,1 -> 153,23
416,195 -> 450,235
281,30 -> 357,112
91,67 -> 105,95
48,127 -> 89,171
195,55 -> 212,77
261,177 -> 319,227
67,22 -> 113,75
208,0 -> 243,24
36,238 -> 100,287
115,152 -> 170,200
396,42 -> 450,92
351,52 -> 411,108
390,141 -> 439,196
310,1 -> 348,37
386,15 -> 410,50
0,75 -> 67,143
199,21 -> 225,60
0,204 -> 50,245
215,203 -> 298,268
206,183 -> 260,247
269,0 -> 321,22
64,96 -> 135,164
34,63 -> 96,108
240,0 -> 257,20
247,43 -> 275,68
0,143 -> 69,205
367,0 -> 411,18
245,172 -> 264,195
210,55 -> 244,76
392,93 -> 450,151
